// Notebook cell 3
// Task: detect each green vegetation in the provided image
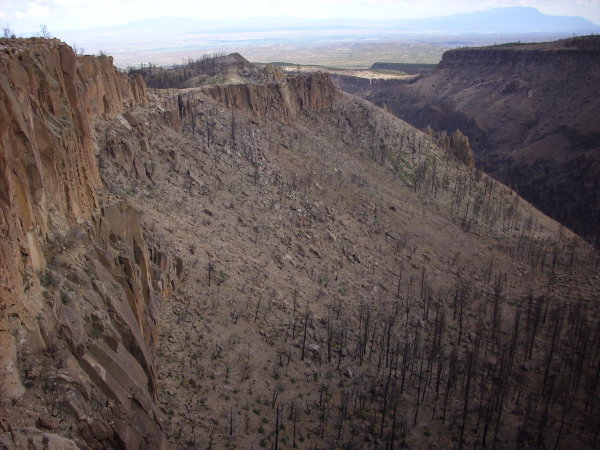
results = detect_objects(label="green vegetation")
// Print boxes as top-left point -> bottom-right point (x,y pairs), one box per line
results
369,62 -> 436,74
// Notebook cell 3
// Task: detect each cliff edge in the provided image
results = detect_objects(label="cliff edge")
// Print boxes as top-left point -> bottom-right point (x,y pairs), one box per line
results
0,38 -> 171,448
201,71 -> 336,123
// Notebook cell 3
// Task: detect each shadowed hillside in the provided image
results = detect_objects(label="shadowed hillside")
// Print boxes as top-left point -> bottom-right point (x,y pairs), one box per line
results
335,36 -> 600,247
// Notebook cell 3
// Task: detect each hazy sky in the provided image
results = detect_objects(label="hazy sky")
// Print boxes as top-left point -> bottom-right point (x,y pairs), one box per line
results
2,0 -> 599,33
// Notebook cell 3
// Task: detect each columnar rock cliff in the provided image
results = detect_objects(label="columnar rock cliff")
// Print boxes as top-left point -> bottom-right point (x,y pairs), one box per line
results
0,38 -> 169,448
202,72 -> 336,122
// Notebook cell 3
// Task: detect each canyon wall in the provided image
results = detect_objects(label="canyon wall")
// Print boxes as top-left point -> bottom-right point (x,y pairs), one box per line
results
337,37 -> 600,245
0,38 -> 170,448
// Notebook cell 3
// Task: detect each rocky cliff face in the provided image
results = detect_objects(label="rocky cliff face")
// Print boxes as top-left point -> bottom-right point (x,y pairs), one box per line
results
425,127 -> 475,169
0,38 -> 170,448
337,36 -> 600,246
439,46 -> 600,68
202,72 -> 336,123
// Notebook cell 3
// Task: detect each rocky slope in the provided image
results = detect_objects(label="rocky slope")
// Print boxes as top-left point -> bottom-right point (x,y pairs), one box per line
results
1,40 -> 600,450
130,53 -> 262,89
99,59 -> 599,449
335,36 -> 600,247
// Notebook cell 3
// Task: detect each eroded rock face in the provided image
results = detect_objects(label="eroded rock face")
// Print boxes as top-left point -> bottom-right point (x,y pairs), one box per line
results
202,72 -> 336,122
0,38 -> 169,448
425,127 -> 475,169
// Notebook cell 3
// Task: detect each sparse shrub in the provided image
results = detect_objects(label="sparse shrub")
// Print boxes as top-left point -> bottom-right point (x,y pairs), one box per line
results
2,24 -> 16,39
60,292 -> 71,304
41,270 -> 57,288
216,270 -> 228,286
39,24 -> 51,39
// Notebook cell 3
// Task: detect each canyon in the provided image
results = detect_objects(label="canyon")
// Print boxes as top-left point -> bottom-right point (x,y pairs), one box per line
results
1,38 -> 599,449
334,36 -> 600,247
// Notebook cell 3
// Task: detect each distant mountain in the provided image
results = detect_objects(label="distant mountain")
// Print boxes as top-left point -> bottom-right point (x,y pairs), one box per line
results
55,7 -> 600,65
401,7 -> 600,34
62,7 -> 599,35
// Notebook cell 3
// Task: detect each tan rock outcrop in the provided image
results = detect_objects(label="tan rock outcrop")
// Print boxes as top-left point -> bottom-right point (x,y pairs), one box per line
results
0,38 -> 170,448
425,127 -> 475,169
202,72 -> 336,122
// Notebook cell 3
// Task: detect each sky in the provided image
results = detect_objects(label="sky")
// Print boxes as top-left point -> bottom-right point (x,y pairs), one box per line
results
2,0 -> 599,34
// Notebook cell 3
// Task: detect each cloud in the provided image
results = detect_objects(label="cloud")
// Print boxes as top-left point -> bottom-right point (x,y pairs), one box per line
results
3,0 -> 600,32
4,0 -> 52,20
26,2 -> 52,19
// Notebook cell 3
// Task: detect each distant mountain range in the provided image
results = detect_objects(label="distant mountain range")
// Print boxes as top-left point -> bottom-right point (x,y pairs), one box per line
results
393,7 -> 600,33
54,7 -> 600,65
62,7 -> 599,35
